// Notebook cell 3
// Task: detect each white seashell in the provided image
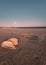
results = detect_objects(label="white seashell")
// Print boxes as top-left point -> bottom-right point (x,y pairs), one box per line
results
8,38 -> 19,46
1,41 -> 16,49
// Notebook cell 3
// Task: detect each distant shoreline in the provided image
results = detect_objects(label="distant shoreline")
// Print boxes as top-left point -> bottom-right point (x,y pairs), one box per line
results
16,27 -> 46,28
0,27 -> 46,28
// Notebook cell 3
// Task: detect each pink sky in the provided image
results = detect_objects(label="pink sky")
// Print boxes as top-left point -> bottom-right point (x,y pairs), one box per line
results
0,20 -> 45,27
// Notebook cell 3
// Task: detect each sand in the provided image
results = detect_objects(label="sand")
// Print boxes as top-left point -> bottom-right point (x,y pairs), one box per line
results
0,27 -> 46,65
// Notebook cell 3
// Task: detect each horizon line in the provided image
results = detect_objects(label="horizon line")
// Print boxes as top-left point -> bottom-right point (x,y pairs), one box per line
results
0,26 -> 46,28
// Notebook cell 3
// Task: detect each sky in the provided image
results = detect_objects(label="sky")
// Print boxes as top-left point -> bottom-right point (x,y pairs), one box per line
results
0,0 -> 46,27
